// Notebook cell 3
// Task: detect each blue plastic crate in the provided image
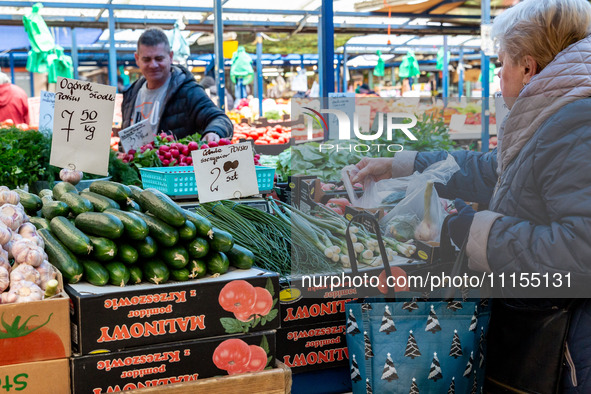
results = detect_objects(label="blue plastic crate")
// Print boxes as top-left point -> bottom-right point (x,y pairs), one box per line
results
139,166 -> 275,197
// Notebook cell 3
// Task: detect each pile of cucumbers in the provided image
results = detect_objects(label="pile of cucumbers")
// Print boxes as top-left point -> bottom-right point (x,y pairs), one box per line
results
19,180 -> 255,286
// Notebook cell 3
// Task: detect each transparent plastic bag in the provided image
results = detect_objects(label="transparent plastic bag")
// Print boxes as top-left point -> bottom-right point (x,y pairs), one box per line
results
341,166 -> 412,209
380,154 -> 459,242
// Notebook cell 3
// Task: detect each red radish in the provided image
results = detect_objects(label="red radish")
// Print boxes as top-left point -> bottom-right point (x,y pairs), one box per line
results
200,144 -> 210,150
170,149 -> 180,158
185,157 -> 193,165
164,152 -> 172,160
254,154 -> 261,160
182,147 -> 189,156
179,163 -> 188,166
208,141 -> 219,148
126,154 -> 135,162
188,141 -> 199,151
218,138 -> 231,146
166,136 -> 174,142
159,145 -> 170,153
159,132 -> 168,139
128,149 -> 136,155
162,159 -> 170,165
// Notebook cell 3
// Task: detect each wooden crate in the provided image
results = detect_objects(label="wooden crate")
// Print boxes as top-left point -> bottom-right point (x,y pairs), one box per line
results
126,362 -> 292,394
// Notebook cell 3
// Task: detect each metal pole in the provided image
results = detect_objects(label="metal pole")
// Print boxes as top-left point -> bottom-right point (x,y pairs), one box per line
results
107,8 -> 117,87
8,52 -> 15,84
317,13 -> 323,97
71,28 -> 79,80
320,0 -> 335,97
442,35 -> 449,100
481,0 -> 490,152
335,55 -> 340,93
342,45 -> 348,92
29,72 -> 34,96
256,33 -> 263,117
458,47 -> 464,98
213,0 -> 225,111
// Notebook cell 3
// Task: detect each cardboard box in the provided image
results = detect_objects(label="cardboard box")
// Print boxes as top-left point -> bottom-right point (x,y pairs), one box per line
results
413,240 -> 440,264
71,330 -> 276,394
289,175 -> 316,210
66,268 -> 280,355
277,321 -> 348,374
123,361 -> 291,394
0,358 -> 70,394
0,293 -> 71,366
280,290 -> 353,329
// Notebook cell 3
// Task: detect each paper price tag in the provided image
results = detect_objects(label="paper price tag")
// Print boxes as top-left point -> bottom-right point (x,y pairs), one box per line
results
50,77 -> 116,176
39,91 -> 55,134
118,119 -> 153,153
191,142 -> 258,203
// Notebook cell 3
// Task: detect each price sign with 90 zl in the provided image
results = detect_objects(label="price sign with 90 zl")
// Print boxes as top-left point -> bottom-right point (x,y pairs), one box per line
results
50,77 -> 116,176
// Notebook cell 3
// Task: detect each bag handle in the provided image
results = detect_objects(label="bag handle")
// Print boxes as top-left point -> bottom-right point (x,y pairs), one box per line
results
345,212 -> 397,299
440,213 -> 471,300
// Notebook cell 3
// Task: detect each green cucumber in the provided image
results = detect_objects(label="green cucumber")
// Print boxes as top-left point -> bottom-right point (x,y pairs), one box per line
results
123,200 -> 142,212
41,201 -> 70,220
184,209 -> 213,238
49,216 -> 93,255
80,191 -> 120,212
41,195 -> 54,204
104,209 -> 149,241
134,212 -> 179,247
171,268 -> 191,282
53,182 -> 78,199
160,245 -> 189,270
117,243 -> 139,265
74,212 -> 124,239
132,236 -> 158,258
14,189 -> 42,214
90,180 -> 131,203
81,259 -> 109,286
38,189 -> 53,199
178,220 -> 197,242
138,189 -> 186,227
129,266 -> 143,284
38,228 -> 83,283
58,192 -> 93,216
187,237 -> 209,259
128,185 -> 144,202
142,260 -> 170,284
88,236 -> 118,262
226,245 -> 255,270
188,259 -> 207,279
29,216 -> 50,230
105,261 -> 130,287
207,251 -> 230,275
210,228 -> 234,253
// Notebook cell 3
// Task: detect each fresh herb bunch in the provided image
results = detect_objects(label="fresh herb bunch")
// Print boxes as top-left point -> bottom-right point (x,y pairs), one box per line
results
0,127 -> 59,188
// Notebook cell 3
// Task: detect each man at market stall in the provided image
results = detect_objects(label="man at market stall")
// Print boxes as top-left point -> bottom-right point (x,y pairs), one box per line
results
352,0 -> 591,392
0,71 -> 30,125
121,28 -> 233,142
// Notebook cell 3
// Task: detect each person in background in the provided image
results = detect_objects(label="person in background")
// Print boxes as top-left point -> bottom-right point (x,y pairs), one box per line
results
117,76 -> 125,93
200,76 -> 234,111
0,71 -> 29,125
352,0 -> 591,391
121,28 -> 232,142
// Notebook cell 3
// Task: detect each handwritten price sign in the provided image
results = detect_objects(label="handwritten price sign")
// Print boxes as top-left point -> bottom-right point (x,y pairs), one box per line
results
118,119 -> 152,153
191,142 -> 259,203
50,77 -> 116,176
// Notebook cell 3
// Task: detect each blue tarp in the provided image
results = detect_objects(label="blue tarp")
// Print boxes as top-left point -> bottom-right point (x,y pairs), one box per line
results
0,26 -> 103,51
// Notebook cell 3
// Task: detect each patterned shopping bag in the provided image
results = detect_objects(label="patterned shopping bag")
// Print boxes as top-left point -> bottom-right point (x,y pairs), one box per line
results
346,296 -> 490,394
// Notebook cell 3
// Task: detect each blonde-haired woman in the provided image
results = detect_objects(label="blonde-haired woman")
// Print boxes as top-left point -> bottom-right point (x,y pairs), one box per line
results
353,0 -> 591,391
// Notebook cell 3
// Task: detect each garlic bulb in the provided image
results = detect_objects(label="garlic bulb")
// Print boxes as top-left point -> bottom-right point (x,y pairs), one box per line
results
60,168 -> 83,185
6,280 -> 44,303
1,291 -> 17,304
0,190 -> 20,206
0,204 -> 25,231
36,260 -> 57,290
0,266 -> 9,292
18,223 -> 37,238
10,264 -> 41,285
0,251 -> 10,272
12,240 -> 44,267
0,222 -> 11,245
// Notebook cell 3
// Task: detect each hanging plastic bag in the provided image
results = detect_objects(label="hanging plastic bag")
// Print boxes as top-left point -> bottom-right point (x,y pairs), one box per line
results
47,46 -> 73,83
168,20 -> 190,65
398,50 -> 420,79
230,47 -> 254,85
372,50 -> 385,77
22,3 -> 55,53
292,69 -> 308,92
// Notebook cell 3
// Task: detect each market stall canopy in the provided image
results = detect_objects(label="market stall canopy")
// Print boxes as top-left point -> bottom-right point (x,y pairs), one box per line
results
339,34 -> 482,54
0,26 -> 103,51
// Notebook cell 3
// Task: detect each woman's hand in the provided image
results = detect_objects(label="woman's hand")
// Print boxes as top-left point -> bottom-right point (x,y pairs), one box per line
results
201,132 -> 221,143
351,157 -> 394,183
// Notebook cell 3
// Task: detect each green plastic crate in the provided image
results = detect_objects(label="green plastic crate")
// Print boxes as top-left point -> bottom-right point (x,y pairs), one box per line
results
139,166 -> 275,197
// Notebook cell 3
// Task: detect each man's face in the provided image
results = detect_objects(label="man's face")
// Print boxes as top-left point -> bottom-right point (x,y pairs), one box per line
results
135,43 -> 173,89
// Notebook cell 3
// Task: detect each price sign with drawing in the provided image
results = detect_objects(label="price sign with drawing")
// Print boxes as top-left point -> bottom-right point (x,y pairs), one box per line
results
50,77 -> 116,176
118,119 -> 153,153
38,90 -> 55,134
191,142 -> 258,203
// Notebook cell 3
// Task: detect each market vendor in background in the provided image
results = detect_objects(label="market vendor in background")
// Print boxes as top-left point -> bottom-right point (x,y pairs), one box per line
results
0,71 -> 29,125
352,0 -> 591,392
121,28 -> 233,143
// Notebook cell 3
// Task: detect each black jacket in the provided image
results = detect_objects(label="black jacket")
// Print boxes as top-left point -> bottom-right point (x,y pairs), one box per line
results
121,65 -> 233,140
